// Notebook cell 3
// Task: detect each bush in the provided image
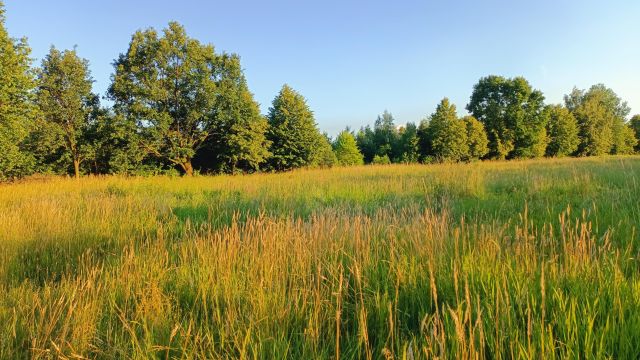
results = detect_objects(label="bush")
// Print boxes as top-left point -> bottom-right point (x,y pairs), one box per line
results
372,154 -> 391,165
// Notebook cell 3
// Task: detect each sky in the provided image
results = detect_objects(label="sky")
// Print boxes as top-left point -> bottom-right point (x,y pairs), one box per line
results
4,0 -> 640,135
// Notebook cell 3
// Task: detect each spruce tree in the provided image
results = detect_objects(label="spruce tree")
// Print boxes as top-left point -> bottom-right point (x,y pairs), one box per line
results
422,98 -> 468,162
266,85 -> 325,170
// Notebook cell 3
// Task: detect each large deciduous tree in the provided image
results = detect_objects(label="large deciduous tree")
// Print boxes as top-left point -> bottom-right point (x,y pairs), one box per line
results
467,75 -> 547,159
35,47 -> 99,178
109,22 -> 265,176
195,75 -> 270,173
544,105 -> 579,157
266,84 -> 326,171
0,2 -> 35,180
564,84 -> 631,156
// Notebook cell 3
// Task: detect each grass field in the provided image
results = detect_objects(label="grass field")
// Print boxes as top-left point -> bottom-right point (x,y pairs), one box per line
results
1,156 -> 640,359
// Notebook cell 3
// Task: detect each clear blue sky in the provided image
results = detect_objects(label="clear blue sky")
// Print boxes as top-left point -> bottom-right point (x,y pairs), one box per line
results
4,0 -> 639,135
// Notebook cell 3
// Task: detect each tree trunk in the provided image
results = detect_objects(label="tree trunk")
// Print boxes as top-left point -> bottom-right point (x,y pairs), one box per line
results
73,159 -> 80,179
182,161 -> 194,176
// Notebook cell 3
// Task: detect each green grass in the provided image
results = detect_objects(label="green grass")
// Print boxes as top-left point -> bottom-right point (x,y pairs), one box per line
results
1,156 -> 639,359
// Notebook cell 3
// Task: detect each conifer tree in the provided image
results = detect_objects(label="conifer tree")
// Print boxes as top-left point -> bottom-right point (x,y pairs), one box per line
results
266,85 -> 326,170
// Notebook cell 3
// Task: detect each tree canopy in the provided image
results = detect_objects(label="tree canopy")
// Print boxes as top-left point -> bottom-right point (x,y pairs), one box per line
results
565,84 -> 631,156
34,47 -> 99,178
631,115 -> 640,153
109,22 -> 264,176
462,115 -> 489,160
0,3 -> 35,180
467,75 -> 547,159
266,85 -> 325,171
420,98 -> 469,162
0,4 -> 638,180
545,105 -> 579,157
333,130 -> 364,166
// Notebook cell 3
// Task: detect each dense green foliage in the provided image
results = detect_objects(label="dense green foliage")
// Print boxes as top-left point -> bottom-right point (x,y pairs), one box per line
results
0,4 -> 35,180
419,98 -> 469,162
631,115 -> 640,152
545,105 -> 579,157
565,84 -> 632,156
108,22 -> 268,176
467,76 -> 547,159
397,122 -> 420,163
462,115 -> 489,159
266,85 -> 327,170
0,3 -> 637,179
356,111 -> 398,163
333,130 -> 364,166
1,157 -> 640,358
33,47 -> 100,178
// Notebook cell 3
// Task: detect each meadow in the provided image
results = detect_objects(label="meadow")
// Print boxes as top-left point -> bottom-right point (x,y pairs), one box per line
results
1,156 -> 640,359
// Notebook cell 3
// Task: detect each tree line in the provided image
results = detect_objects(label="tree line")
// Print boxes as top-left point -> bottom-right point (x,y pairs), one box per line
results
1,4 -> 639,180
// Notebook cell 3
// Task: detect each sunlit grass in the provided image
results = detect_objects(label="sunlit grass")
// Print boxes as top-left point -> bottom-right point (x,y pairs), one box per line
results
1,156 -> 639,358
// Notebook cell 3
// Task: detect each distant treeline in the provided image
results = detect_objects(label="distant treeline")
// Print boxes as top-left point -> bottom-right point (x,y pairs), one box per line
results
1,4 -> 639,180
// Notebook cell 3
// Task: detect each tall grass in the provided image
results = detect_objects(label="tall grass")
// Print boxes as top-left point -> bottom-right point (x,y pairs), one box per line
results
0,156 -> 639,358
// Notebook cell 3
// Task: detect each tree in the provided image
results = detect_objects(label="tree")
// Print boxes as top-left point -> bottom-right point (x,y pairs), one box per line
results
631,115 -> 640,153
266,84 -> 325,171
35,47 -> 99,178
396,122 -> 420,163
333,129 -> 364,166
462,115 -> 489,160
373,110 -> 400,160
416,118 -> 431,162
545,105 -> 579,157
467,75 -> 547,159
372,154 -> 391,165
85,110 -> 166,175
195,78 -> 270,173
565,84 -> 631,156
421,98 -> 469,162
612,123 -> 637,155
311,133 -> 337,168
356,126 -> 377,163
0,2 -> 35,180
109,22 -> 256,176
355,111 -> 400,164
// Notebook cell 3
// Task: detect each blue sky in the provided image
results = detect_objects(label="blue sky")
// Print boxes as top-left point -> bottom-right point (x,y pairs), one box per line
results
4,0 -> 639,135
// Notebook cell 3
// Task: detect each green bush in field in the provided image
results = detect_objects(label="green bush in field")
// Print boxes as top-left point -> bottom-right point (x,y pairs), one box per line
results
371,154 -> 391,164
